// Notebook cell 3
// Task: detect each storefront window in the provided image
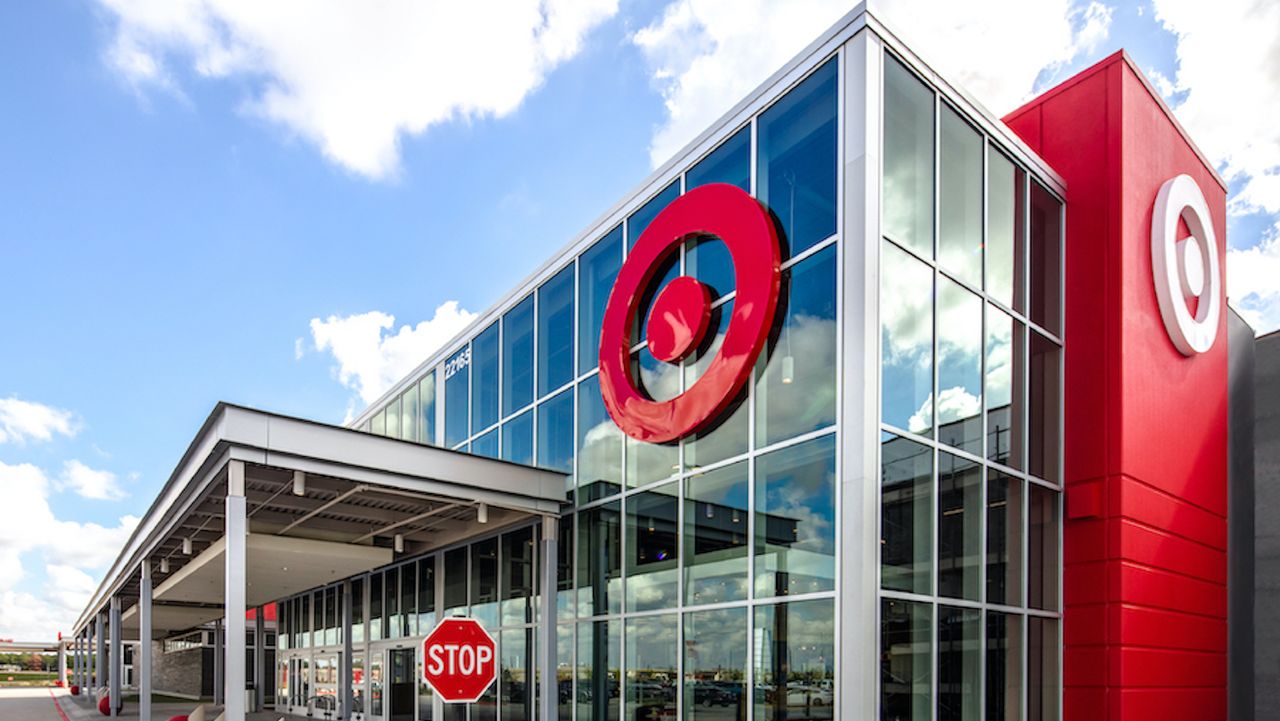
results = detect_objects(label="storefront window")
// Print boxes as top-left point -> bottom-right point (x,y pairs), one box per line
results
684,301 -> 748,469
420,371 -> 437,445
684,461 -> 749,605
937,453 -> 981,601
1029,332 -> 1060,483
473,428 -> 499,459
504,295 -> 535,416
368,573 -> 382,641
578,620 -> 620,721
558,624 -> 574,721
577,502 -> 621,617
626,482 -> 679,611
1028,618 -> 1060,721
372,409 -> 386,436
501,628 -> 534,721
881,241 -> 934,436
385,566 -> 399,639
683,607 -> 746,721
987,149 -> 1025,312
938,104 -> 983,288
1028,485 -> 1059,611
755,245 -> 837,447
558,516 -> 575,621
444,548 -> 467,617
401,384 -> 418,443
501,527 -> 536,626
630,183 -> 681,346
473,322 -> 500,434
625,615 -> 677,721
754,599 -> 835,721
987,472 -> 1023,607
540,264 -> 576,396
538,388 -> 575,475
578,228 -> 622,376
578,375 -> 623,501
351,577 -> 364,644
754,434 -> 836,598
502,410 -> 534,466
401,563 -> 416,637
937,606 -> 980,721
386,395 -> 401,441
986,305 -> 1024,469
758,58 -> 837,258
445,346 -> 470,448
627,350 -> 680,487
472,538 -> 499,628
881,598 -> 931,721
883,56 -> 935,257
418,557 -> 435,632
687,124 -> 750,193
881,434 -> 933,595
1029,182 -> 1062,336
986,612 -> 1021,721
937,278 -> 982,454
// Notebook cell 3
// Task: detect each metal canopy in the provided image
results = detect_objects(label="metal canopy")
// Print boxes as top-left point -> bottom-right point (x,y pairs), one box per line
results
73,402 -> 568,637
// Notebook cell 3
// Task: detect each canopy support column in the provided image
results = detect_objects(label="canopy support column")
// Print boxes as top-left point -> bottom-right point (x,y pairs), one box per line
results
254,605 -> 266,712
95,611 -> 105,692
342,580 -> 354,721
538,515 -> 558,721
109,596 -> 121,717
140,559 -> 153,721
224,460 -> 248,721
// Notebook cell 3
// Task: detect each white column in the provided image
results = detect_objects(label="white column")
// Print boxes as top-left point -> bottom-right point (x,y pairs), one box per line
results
109,597 -> 122,717
224,460 -> 248,721
538,516 -> 558,721
254,606 -> 266,712
140,559 -> 153,721
95,612 -> 105,692
58,641 -> 67,687
341,581 -> 353,721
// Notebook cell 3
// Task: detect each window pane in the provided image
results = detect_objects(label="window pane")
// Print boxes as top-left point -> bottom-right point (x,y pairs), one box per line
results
628,181 -> 680,247
1028,617 -> 1060,721
420,371 -> 437,444
754,598 -> 835,721
756,245 -> 837,446
684,461 -> 749,605
401,385 -> 418,442
938,278 -> 983,454
1028,484 -> 1059,611
686,236 -> 735,301
538,388 -> 575,474
540,264 -> 576,396
503,410 -> 534,466
938,606 -> 981,721
385,566 -> 399,639
418,558 -> 435,631
688,125 -> 750,193
882,241 -> 934,436
625,615 -> 677,721
386,396 -> 401,440
684,301 -> 748,469
504,295 -> 535,416
986,611 -> 1022,721
754,434 -> 836,598
352,578 -> 364,645
558,515 -> 575,622
501,628 -> 534,721
444,548 -> 467,616
372,409 -> 386,436
986,305 -> 1025,469
938,105 -> 983,287
883,56 -> 935,257
558,624 -> 573,721
578,620 -> 620,721
577,502 -> 621,617
1029,333 -> 1060,483
627,350 -> 680,487
578,228 -> 622,376
368,574 -> 382,641
938,453 -> 981,601
683,608 -> 747,721
401,563 -> 416,637
986,472 -> 1023,607
987,149 -> 1025,311
627,183 -> 681,346
626,482 -> 679,612
473,428 -> 499,459
758,58 -> 837,257
881,598 -> 932,721
473,322 -> 500,433
881,433 -> 933,595
501,527 -> 536,626
445,346 -> 470,447
578,375 -> 623,501
1029,182 -> 1062,335
471,539 -> 499,628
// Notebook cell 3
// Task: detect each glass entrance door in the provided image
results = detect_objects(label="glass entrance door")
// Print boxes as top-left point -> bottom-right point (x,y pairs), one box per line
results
389,648 -> 416,721
314,654 -> 340,719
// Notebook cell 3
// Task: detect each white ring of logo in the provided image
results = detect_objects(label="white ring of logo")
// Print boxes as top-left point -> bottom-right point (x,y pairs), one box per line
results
1151,174 -> 1220,355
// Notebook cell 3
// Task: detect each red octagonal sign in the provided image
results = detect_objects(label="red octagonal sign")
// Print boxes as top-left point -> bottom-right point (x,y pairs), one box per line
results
421,618 -> 496,703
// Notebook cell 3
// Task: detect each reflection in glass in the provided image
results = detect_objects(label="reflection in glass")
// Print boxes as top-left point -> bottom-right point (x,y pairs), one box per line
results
939,105 -> 983,287
938,606 -> 980,721
683,608 -> 747,721
351,577 -> 364,644
417,557 -> 435,632
504,295 -> 535,415
386,395 -> 401,441
987,472 -> 1023,606
986,612 -> 1022,721
754,599 -> 835,721
558,624 -> 574,721
628,350 -> 681,487
625,615 -> 677,721
630,183 -> 682,345
400,563 -> 415,637
578,620 -> 621,721
579,228 -> 623,376
627,483 -> 679,611
401,384 -> 418,442
1028,484 -> 1059,611
501,527 -> 536,626
986,305 -> 1025,469
881,241 -> 934,436
1029,333 -> 1060,483
473,428 -> 499,460
937,278 -> 983,453
687,237 -> 735,300
1029,182 -> 1062,335
417,652 -> 434,721
368,574 -> 382,641
419,371 -> 437,445
385,566 -> 399,639
443,548 -> 467,617
578,502 -> 622,617
502,411 -> 534,466
473,322 -> 500,433
471,538 -> 499,628
883,56 -> 935,257
558,515 -> 575,622
628,181 -> 681,248
754,434 -> 836,598
538,388 -> 575,474
758,58 -> 837,257
688,125 -> 750,193
578,375 -> 623,500
540,265 -> 576,396
756,246 -> 837,447
684,301 -> 748,469
685,462 -> 749,605
372,409 -> 386,436
1028,618 -> 1060,721
445,347 -> 470,447
987,149 -> 1025,311
880,599 -> 931,721
881,434 -> 933,594
938,453 -> 981,601
501,628 -> 534,721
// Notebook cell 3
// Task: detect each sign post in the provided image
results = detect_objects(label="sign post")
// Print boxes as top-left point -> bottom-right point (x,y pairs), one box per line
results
421,618 -> 497,703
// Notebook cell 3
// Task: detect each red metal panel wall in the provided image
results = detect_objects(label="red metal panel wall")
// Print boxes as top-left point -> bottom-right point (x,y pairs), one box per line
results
1003,52 -> 1229,721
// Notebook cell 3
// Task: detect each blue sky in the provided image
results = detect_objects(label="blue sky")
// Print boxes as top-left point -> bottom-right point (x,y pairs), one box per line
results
1,0 -> 1275,640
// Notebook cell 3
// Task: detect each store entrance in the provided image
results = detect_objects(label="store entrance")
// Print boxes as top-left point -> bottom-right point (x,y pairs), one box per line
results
389,648 -> 416,721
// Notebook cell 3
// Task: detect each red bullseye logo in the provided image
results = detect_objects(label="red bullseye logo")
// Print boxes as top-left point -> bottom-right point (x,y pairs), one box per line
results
598,183 -> 782,443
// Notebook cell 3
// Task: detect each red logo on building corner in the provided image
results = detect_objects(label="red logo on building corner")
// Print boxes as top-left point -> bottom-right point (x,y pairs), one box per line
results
598,183 -> 782,443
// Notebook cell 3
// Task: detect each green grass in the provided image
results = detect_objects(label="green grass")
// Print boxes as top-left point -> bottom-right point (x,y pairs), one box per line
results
0,671 -> 60,687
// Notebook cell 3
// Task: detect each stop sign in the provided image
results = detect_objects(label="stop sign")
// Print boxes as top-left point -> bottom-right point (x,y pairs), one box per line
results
421,618 -> 497,703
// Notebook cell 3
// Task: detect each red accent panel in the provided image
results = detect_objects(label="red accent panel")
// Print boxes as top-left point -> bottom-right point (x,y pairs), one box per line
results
1005,51 -> 1229,721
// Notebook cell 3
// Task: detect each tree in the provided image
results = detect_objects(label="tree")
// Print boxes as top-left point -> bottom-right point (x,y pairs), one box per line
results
26,653 -> 43,671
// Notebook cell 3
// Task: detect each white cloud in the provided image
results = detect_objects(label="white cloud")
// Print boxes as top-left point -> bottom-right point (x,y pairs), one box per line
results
1227,221 -> 1280,333
633,0 -> 1113,167
94,0 -> 618,179
310,300 -> 477,406
58,460 -> 128,501
0,397 -> 77,445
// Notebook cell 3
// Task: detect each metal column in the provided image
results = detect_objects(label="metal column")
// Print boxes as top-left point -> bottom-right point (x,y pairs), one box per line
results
109,597 -> 121,717
95,611 -> 105,692
57,641 -> 66,688
254,606 -> 266,712
214,620 -> 223,706
224,460 -> 248,721
341,580 -> 353,721
538,515 -> 558,721
140,559 -> 153,721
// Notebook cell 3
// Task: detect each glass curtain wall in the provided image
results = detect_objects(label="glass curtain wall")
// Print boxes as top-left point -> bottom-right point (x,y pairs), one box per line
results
880,53 -> 1063,721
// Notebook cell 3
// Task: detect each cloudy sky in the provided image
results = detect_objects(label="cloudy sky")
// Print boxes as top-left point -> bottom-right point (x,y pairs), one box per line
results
0,0 -> 1276,640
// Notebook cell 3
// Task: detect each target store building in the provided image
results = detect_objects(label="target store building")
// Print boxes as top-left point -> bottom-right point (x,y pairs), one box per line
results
66,6 -> 1259,721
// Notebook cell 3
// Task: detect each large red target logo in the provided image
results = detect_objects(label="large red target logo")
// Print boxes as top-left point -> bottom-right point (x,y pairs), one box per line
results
598,183 -> 782,443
